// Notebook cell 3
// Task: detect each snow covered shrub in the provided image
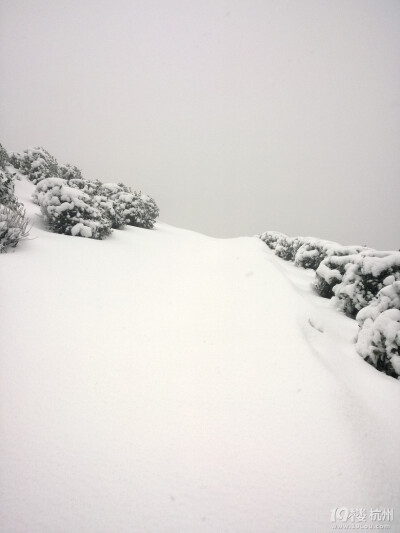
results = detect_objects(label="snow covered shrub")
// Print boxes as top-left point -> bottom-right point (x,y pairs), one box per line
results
355,282 -> 400,378
0,165 -> 14,202
127,192 -> 159,229
18,147 -> 59,184
0,204 -> 30,252
116,182 -> 131,193
333,251 -> 400,318
37,178 -> 112,239
0,143 -> 9,170
94,194 -> 126,229
313,246 -> 367,298
74,178 -> 103,196
294,239 -> 363,271
67,179 -> 127,229
67,177 -> 91,192
32,177 -> 65,205
0,170 -> 19,208
102,182 -> 125,198
275,236 -> 306,261
259,231 -> 288,251
93,183 -> 127,229
114,190 -> 159,229
58,163 -> 83,182
294,239 -> 327,270
8,151 -> 22,169
0,144 -> 22,210
314,254 -> 356,298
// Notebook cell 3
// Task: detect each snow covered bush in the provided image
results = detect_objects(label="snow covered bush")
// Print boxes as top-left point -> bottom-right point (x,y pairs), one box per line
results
58,163 -> 83,182
259,231 -> 288,251
0,144 -> 22,210
0,170 -> 19,208
275,236 -> 305,261
33,176 -> 65,205
0,204 -> 30,252
114,190 -> 159,229
0,143 -> 9,169
67,179 -> 128,229
259,230 -> 363,269
294,239 -> 329,270
314,248 -> 367,298
103,182 -> 125,195
68,177 -> 103,196
357,281 -> 400,325
18,147 -> 59,184
94,195 -> 126,229
93,183 -> 127,229
314,254 -> 353,298
127,192 -> 159,229
356,282 -> 400,378
37,178 -> 112,239
8,151 -> 22,169
294,239 -> 363,271
332,251 -> 400,318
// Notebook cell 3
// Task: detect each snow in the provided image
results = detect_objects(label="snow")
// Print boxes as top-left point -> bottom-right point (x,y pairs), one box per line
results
363,252 -> 400,277
357,308 -> 400,366
1,178 -> 400,532
71,222 -> 92,238
357,281 -> 400,325
392,355 -> 400,375
31,157 -> 45,169
102,182 -> 122,192
316,262 -> 341,284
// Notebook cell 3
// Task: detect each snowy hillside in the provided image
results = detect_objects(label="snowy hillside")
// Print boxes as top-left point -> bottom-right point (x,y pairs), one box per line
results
1,178 -> 400,532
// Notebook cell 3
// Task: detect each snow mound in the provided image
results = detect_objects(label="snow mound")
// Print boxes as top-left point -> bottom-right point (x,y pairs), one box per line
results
1,180 -> 400,532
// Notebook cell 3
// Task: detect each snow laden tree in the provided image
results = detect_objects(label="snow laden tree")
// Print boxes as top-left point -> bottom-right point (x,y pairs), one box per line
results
17,147 -> 59,185
36,177 -> 112,239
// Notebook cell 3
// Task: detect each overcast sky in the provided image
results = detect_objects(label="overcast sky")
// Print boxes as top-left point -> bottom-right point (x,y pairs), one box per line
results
0,0 -> 399,248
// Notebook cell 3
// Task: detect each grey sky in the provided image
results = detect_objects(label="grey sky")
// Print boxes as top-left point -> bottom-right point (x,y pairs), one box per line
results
1,0 -> 399,248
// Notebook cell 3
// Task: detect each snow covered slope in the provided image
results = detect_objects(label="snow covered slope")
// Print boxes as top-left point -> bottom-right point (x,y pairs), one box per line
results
1,178 -> 400,532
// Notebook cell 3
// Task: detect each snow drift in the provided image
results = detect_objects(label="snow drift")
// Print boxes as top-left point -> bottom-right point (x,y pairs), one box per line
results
1,179 -> 400,533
